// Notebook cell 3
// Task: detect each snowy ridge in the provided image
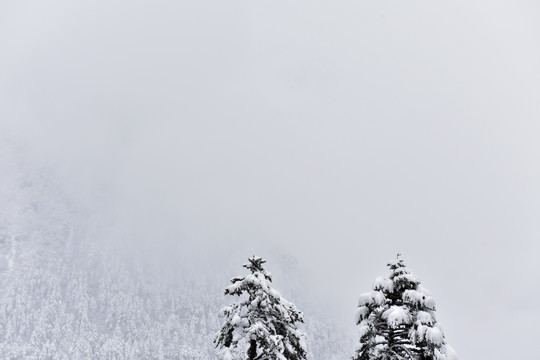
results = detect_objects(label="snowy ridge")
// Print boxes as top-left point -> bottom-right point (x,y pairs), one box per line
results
0,164 -> 351,359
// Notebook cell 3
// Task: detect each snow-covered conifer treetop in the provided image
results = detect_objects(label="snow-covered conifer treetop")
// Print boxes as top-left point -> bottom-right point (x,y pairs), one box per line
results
354,254 -> 456,360
215,256 -> 307,360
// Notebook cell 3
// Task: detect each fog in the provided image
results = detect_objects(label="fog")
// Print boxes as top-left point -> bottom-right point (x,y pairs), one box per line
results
2,1 -> 540,359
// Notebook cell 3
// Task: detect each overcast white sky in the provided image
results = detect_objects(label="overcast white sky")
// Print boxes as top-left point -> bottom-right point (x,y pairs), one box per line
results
2,1 -> 540,359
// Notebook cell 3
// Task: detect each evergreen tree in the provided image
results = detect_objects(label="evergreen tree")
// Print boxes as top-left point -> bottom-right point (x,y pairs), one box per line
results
215,256 -> 307,360
354,255 -> 454,360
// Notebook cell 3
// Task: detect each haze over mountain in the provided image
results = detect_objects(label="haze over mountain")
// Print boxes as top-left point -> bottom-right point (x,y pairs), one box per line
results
2,1 -> 540,359
0,148 -> 352,359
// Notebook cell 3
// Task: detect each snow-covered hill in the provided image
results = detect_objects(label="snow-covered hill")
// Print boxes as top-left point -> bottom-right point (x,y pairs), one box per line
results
0,155 -> 352,359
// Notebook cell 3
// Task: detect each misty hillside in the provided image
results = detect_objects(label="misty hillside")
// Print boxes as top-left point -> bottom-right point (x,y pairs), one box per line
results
3,1 -> 540,358
0,160 -> 352,359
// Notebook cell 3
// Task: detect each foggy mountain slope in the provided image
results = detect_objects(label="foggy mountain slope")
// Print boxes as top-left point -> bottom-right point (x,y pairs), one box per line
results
3,1 -> 540,358
0,154 -> 352,360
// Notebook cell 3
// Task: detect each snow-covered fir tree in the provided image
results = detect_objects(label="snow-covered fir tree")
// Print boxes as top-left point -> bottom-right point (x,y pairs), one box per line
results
215,256 -> 307,360
354,255 -> 455,360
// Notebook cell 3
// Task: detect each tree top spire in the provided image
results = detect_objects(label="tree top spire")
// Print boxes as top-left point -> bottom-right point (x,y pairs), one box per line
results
243,255 -> 266,273
387,252 -> 406,271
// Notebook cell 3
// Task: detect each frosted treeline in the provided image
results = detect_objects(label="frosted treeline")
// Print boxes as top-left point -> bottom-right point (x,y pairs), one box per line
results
0,165 -> 350,359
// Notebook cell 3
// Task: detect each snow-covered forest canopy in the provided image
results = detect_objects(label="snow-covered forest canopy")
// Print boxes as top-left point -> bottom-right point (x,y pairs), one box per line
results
2,1 -> 540,359
0,157 -> 352,359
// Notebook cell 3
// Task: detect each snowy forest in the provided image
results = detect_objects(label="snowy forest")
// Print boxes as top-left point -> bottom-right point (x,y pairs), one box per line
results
0,155 -> 457,359
0,160 -> 353,359
0,153 -> 460,360
2,1 -> 540,359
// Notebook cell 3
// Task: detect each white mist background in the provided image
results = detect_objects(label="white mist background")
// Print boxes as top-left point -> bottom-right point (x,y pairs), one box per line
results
2,1 -> 540,359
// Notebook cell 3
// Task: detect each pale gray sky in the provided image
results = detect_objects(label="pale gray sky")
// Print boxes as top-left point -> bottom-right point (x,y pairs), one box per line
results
2,1 -> 540,359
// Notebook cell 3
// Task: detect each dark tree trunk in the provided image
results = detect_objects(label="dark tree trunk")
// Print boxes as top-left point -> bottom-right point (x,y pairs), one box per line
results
248,339 -> 257,360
